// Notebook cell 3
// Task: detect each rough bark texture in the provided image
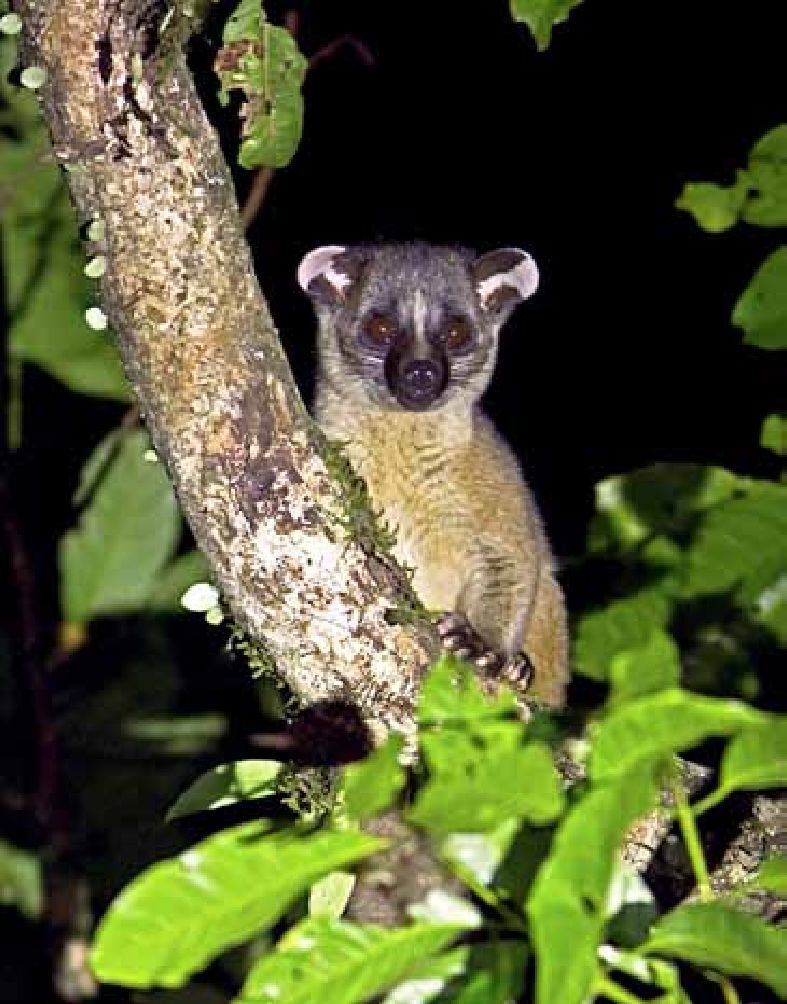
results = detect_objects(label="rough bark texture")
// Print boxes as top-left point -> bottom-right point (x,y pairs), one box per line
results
13,0 -> 438,742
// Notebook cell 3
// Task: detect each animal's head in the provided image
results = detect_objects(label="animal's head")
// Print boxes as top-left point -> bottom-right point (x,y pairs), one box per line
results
298,242 -> 538,411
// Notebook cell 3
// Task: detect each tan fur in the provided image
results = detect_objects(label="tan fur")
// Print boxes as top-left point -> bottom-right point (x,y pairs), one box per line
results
316,385 -> 569,706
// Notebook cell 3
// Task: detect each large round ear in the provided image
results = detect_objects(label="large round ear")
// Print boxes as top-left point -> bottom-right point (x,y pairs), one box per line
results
471,248 -> 539,315
297,245 -> 361,306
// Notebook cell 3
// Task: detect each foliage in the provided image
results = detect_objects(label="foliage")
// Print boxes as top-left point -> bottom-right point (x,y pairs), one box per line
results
0,5 -> 785,1004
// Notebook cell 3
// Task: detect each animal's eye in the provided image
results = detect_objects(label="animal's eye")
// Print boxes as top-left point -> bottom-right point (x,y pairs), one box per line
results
442,317 -> 473,351
363,312 -> 398,345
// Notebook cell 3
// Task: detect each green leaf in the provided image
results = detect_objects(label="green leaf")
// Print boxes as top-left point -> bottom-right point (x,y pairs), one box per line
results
732,246 -> 787,350
589,689 -> 768,781
148,550 -> 213,612
509,0 -> 584,50
215,0 -> 308,169
308,872 -> 356,919
644,901 -> 787,997
239,916 -> 471,1004
574,589 -> 671,681
418,656 -> 517,727
59,430 -> 181,621
715,719 -> 787,800
341,734 -> 405,822
676,171 -> 750,233
743,124 -> 787,227
590,464 -> 740,553
527,762 -> 659,1004
384,948 -> 471,1004
0,839 -> 43,919
72,430 -> 123,507
409,732 -> 563,835
761,413 -> 787,455
608,630 -> 681,703
753,854 -> 787,893
167,760 -> 283,820
682,481 -> 787,602
90,823 -> 383,990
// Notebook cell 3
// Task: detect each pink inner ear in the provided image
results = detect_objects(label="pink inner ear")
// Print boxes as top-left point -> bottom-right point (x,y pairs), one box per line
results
297,245 -> 349,293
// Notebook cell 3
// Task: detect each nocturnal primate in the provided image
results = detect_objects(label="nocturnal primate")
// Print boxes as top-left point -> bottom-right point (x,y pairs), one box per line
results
298,242 -> 568,706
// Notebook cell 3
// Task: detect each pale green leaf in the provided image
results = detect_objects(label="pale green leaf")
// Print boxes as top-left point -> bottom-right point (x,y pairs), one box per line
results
715,720 -> 787,800
732,246 -> 787,350
743,124 -> 787,227
676,172 -> 750,233
509,0 -> 584,50
0,839 -> 43,919
341,733 -> 405,822
574,589 -> 671,681
90,824 -> 383,990
418,656 -> 517,726
752,854 -> 787,893
682,481 -> 787,601
59,430 -> 181,621
308,872 -> 356,919
409,733 -> 563,835
761,413 -> 787,455
589,689 -> 767,781
644,901 -> 787,997
608,630 -> 681,703
239,917 -> 470,1004
167,760 -> 283,820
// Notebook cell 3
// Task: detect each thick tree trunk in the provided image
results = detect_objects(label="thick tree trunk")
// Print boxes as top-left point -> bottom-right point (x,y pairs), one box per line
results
13,0 -> 437,741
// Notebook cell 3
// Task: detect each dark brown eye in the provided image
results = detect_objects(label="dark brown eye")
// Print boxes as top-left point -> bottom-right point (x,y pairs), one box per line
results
363,313 -> 397,345
443,317 -> 473,351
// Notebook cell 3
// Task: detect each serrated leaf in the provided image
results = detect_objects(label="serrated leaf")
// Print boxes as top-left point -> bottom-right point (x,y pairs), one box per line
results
590,689 -> 768,781
527,762 -> 659,1004
743,124 -> 787,227
609,630 -> 681,703
732,246 -> 787,350
0,839 -> 43,919
644,901 -> 787,997
90,824 -> 383,990
753,854 -> 787,893
676,172 -> 750,233
574,589 -> 671,681
215,0 -> 307,169
341,734 -> 405,822
715,720 -> 787,800
239,916 -> 471,1004
761,413 -> 787,455
167,760 -> 283,820
682,481 -> 787,604
509,0 -> 584,50
59,430 -> 181,621
409,730 -> 563,835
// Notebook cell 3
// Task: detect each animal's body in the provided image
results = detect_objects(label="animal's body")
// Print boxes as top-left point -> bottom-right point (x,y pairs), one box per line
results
298,242 -> 568,706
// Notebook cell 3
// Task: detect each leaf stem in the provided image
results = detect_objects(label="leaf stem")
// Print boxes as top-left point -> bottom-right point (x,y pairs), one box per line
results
671,775 -> 712,900
594,975 -> 647,1004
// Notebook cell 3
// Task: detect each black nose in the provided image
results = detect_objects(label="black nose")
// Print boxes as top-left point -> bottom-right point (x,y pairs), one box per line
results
392,357 -> 446,409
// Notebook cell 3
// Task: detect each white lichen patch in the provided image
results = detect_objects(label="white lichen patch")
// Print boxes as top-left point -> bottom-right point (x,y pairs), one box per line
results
20,65 -> 47,89
0,13 -> 23,34
180,581 -> 220,612
85,306 -> 108,330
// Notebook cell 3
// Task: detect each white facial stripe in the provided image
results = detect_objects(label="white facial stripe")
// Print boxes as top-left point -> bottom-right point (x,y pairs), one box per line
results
413,289 -> 428,345
297,245 -> 350,293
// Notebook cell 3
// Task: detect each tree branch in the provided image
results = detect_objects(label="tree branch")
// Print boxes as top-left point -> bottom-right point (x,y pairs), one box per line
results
12,0 -> 437,742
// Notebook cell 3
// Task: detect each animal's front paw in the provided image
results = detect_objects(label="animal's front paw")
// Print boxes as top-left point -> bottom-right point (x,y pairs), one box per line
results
435,612 -> 534,694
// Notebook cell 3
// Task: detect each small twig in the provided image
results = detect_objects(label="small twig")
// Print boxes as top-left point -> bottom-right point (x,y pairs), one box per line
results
239,11 -> 374,229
